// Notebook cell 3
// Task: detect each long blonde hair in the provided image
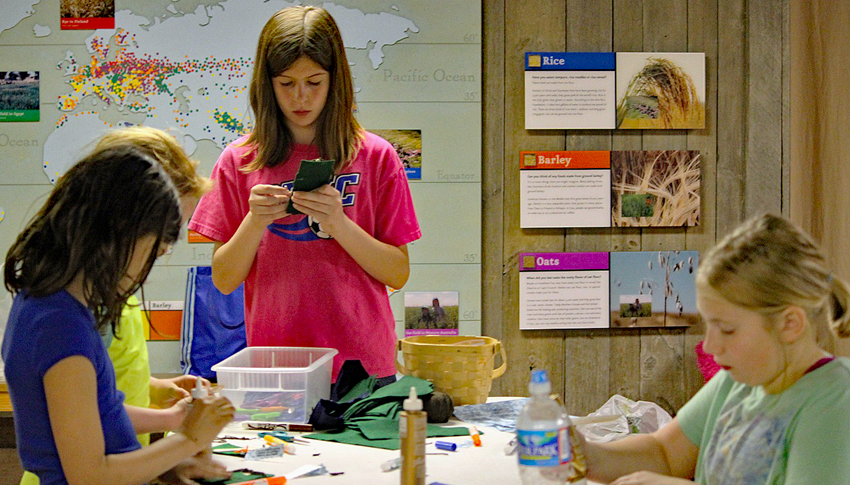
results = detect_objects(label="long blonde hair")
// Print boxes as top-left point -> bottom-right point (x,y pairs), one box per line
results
697,214 -> 850,340
93,126 -> 212,198
242,6 -> 362,173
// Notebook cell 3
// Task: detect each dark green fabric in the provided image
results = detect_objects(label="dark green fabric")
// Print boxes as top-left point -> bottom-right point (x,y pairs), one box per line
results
303,375 -> 469,449
305,422 -> 471,450
197,469 -> 271,484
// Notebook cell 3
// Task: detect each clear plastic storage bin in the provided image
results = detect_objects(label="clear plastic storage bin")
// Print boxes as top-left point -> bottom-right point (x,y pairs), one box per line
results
211,346 -> 338,423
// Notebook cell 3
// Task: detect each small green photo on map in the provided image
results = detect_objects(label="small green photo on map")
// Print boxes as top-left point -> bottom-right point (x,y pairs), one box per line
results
0,71 -> 39,122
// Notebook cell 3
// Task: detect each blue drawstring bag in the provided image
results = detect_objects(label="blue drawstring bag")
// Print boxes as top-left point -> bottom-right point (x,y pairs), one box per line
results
180,266 -> 246,380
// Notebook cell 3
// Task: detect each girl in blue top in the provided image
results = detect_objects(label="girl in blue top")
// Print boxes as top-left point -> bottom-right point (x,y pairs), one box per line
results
3,147 -> 235,485
581,214 -> 850,484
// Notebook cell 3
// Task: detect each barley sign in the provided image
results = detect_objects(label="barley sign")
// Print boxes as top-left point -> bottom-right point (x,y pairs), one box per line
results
520,150 -> 700,228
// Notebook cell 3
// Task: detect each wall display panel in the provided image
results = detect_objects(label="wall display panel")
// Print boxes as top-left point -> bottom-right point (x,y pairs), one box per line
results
0,0 -> 481,374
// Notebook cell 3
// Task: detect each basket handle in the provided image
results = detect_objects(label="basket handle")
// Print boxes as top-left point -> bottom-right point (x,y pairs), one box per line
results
492,341 -> 507,378
395,340 -> 407,375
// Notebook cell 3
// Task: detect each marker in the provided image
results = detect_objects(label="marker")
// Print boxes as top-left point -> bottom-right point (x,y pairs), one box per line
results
435,440 -> 457,452
469,426 -> 481,447
228,476 -> 287,485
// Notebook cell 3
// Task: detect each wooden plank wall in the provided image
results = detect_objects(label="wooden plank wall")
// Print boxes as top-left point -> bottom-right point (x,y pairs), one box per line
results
482,0 -> 789,415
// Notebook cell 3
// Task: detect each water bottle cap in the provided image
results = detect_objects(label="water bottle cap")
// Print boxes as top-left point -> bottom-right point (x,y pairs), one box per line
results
530,369 -> 549,384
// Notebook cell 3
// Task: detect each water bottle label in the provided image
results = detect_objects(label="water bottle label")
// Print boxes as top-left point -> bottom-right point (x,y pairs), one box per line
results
517,427 -> 571,467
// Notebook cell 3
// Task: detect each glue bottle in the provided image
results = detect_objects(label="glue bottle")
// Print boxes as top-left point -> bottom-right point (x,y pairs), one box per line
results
191,376 -> 208,400
400,386 -> 426,485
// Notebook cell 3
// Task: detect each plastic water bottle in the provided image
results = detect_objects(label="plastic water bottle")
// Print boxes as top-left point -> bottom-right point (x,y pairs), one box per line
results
516,370 -> 585,484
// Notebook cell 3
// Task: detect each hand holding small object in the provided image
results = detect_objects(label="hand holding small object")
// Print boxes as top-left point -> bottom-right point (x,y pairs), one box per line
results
180,395 -> 235,450
248,183 -> 291,226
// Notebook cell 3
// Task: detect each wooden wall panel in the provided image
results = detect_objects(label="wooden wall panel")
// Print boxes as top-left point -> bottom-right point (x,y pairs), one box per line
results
482,0 -> 506,395
561,0 -> 615,416
715,0 -> 747,237
746,0 -> 785,215
684,0 -> 718,398
482,0 -> 790,415
790,0 -> 850,357
499,0 -> 568,396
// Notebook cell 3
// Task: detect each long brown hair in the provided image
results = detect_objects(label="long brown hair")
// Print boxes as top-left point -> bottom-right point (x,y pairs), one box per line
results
243,6 -> 362,173
4,147 -> 182,333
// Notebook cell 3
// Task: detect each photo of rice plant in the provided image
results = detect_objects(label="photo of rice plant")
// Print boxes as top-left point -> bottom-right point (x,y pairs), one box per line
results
611,150 -> 700,227
610,251 -> 699,328
0,71 -> 39,122
372,129 -> 422,179
616,53 -> 705,129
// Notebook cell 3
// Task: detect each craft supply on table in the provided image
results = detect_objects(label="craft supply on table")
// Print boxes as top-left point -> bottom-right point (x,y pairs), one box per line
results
244,444 -> 287,461
469,426 -> 482,447
228,476 -> 287,485
243,421 -> 314,432
434,441 -> 457,452
259,431 -> 311,445
400,386 -> 427,485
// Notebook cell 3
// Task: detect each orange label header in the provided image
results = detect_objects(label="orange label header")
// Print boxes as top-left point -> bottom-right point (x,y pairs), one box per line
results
520,151 -> 610,169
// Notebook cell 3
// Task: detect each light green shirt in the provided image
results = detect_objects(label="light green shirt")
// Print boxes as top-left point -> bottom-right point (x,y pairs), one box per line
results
678,357 -> 850,484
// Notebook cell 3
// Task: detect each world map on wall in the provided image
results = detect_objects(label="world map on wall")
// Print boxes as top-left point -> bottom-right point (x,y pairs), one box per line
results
1,0 -> 419,183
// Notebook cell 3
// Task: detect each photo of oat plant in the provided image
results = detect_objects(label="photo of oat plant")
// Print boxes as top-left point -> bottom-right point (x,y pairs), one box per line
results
61,0 -> 114,18
616,55 -> 705,129
611,150 -> 700,227
610,251 -> 699,328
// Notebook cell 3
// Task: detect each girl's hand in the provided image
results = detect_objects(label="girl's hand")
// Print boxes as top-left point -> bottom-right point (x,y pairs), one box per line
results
156,455 -> 230,485
179,395 -> 234,450
150,375 -> 210,408
290,184 -> 346,235
248,183 -> 291,226
610,471 -> 694,485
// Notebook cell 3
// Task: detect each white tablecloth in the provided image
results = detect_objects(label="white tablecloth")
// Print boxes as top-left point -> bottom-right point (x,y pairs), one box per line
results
214,419 -> 602,485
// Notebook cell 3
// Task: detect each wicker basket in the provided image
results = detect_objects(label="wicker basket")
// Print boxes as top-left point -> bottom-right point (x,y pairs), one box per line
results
395,335 -> 507,405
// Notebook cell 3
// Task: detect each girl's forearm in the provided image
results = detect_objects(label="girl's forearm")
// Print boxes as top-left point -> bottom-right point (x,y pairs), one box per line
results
124,404 -> 182,434
211,212 -> 266,294
330,217 -> 410,288
95,432 -> 202,485
584,433 -> 674,483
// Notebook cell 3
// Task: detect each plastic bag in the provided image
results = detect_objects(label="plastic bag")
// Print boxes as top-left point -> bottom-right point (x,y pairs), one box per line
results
574,394 -> 672,443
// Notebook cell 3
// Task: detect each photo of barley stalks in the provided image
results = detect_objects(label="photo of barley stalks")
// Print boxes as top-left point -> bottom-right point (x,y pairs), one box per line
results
611,150 -> 700,227
60,0 -> 114,18
616,53 -> 705,129
610,251 -> 699,328
372,129 -> 422,179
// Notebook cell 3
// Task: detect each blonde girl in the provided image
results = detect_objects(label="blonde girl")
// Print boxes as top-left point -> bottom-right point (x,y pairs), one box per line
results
581,214 -> 850,484
189,6 -> 420,383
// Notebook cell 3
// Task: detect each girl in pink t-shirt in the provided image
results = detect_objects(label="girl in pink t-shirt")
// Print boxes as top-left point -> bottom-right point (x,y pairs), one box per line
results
189,6 -> 420,382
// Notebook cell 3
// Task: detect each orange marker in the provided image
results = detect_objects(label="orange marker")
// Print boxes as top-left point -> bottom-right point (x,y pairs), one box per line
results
470,426 -> 482,447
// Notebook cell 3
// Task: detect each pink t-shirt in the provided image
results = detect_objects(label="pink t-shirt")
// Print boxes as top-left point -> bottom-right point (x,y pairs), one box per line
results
189,132 -> 421,379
